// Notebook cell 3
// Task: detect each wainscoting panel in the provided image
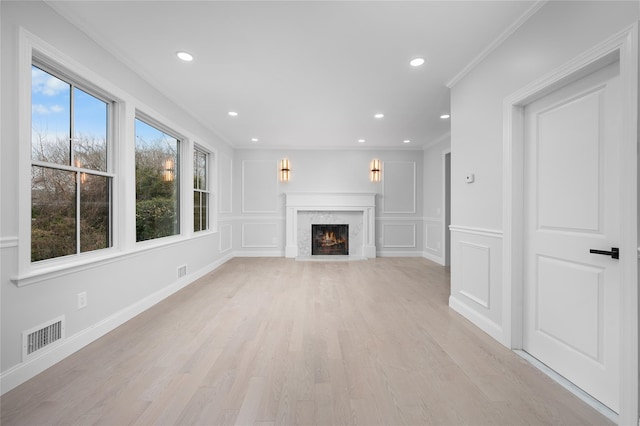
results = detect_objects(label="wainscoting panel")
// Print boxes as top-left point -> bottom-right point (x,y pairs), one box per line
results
241,223 -> 279,248
381,223 -> 416,248
219,223 -> 232,253
459,242 -> 490,308
242,160 -> 278,213
382,161 -> 416,214
449,226 -> 503,342
219,153 -> 233,214
425,218 -> 442,252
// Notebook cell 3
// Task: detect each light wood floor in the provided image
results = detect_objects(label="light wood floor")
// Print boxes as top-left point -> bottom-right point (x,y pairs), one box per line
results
1,257 -> 612,425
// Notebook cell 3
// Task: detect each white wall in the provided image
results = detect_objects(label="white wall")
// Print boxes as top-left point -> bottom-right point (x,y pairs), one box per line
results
0,1 -> 234,393
448,1 -> 639,342
231,149 -> 425,257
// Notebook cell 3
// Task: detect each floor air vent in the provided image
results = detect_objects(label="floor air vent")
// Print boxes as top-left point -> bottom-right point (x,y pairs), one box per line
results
22,316 -> 65,360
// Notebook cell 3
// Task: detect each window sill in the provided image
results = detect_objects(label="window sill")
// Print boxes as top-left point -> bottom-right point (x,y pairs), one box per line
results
12,230 -> 219,287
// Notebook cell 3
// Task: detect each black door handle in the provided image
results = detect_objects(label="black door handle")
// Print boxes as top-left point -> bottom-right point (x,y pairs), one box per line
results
589,247 -> 619,259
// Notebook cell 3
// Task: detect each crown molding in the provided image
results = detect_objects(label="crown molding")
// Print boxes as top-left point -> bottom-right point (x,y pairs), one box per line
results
446,1 -> 548,89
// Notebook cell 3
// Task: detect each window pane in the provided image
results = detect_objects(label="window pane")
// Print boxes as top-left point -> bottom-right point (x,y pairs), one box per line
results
202,192 -> 208,230
194,191 -> 202,232
80,174 -> 110,253
74,87 -> 107,172
31,166 -> 76,261
135,119 -> 180,242
194,149 -> 207,190
31,66 -> 71,165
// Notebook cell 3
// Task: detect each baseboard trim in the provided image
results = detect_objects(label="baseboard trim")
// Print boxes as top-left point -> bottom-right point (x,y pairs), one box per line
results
449,295 -> 503,343
0,252 -> 233,395
377,251 -> 424,258
422,251 -> 445,265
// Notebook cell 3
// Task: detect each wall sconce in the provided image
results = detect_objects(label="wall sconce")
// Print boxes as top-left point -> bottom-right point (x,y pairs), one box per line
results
163,158 -> 175,182
370,159 -> 381,182
279,158 -> 290,182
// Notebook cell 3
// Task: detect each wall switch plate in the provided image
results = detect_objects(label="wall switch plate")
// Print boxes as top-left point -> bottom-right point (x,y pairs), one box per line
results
77,292 -> 87,310
465,173 -> 475,183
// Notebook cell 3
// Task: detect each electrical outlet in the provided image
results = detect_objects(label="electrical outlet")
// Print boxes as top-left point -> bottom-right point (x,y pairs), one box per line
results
77,292 -> 87,310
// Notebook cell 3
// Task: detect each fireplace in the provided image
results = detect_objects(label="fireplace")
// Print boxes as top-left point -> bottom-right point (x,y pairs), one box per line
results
312,224 -> 349,255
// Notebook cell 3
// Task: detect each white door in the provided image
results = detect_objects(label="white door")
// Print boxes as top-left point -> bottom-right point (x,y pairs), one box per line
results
523,59 -> 621,413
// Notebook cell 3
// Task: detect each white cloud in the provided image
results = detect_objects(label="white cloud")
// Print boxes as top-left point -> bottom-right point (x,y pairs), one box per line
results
32,67 -> 68,97
32,104 -> 65,115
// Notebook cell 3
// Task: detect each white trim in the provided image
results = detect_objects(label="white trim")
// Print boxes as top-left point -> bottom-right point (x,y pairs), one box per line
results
241,160 -> 278,214
382,161 -> 417,214
377,250 -> 423,258
0,237 -> 18,249
445,1 -> 548,88
233,250 -> 283,258
423,131 -> 451,150
449,225 -> 503,238
502,24 -> 638,424
449,295 -> 503,343
422,251 -> 445,265
0,254 -> 233,395
442,148 -> 452,267
381,223 -> 416,248
241,222 -> 279,248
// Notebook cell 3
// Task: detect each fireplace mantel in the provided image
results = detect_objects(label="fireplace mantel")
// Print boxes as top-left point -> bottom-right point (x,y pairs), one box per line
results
285,192 -> 376,258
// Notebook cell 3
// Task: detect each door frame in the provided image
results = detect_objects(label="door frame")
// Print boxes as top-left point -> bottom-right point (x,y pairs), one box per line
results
502,24 -> 638,424
442,148 -> 451,267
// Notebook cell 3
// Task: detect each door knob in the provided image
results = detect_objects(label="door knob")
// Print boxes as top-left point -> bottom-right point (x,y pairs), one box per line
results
589,247 -> 619,259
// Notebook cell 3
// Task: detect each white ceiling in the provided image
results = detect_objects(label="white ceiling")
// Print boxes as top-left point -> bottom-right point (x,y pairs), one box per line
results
47,0 -> 536,150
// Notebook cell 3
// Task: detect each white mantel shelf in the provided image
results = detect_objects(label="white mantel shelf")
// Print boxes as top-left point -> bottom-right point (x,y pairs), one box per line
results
285,192 -> 377,259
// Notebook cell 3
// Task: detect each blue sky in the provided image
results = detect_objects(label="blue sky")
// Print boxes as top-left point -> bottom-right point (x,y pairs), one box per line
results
32,66 -> 171,147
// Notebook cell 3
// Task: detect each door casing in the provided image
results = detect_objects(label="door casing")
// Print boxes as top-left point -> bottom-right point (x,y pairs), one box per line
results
502,24 -> 638,425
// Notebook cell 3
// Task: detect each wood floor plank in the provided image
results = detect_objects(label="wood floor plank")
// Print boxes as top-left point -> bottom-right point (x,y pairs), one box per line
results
0,257 -> 613,425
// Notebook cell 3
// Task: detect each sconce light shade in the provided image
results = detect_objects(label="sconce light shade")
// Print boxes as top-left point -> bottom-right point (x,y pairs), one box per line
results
279,158 -> 290,182
163,158 -> 175,182
370,159 -> 381,182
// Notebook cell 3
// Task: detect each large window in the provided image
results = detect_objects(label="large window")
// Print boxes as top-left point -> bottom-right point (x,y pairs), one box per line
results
31,64 -> 112,262
135,118 -> 180,242
193,147 -> 209,232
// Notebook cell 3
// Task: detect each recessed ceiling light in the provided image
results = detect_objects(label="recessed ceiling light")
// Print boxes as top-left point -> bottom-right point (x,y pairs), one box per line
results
176,51 -> 194,62
358,139 -> 365,143
251,138 -> 259,142
403,140 -> 411,144
410,57 -> 425,67
228,111 -> 238,117
374,113 -> 384,119
440,114 -> 451,119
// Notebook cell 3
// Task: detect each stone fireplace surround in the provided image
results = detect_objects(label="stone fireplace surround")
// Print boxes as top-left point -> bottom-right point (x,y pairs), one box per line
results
285,192 -> 376,259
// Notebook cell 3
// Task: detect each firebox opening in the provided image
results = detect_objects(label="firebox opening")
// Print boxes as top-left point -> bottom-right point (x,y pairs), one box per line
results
312,224 -> 349,255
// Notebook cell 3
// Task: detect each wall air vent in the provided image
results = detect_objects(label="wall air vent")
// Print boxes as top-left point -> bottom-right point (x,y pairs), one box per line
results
177,265 -> 187,278
22,316 -> 65,361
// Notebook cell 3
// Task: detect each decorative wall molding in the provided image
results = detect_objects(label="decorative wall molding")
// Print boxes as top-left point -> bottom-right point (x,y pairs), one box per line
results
383,161 -> 417,214
219,224 -> 232,253
449,225 -> 503,238
0,237 -> 18,249
219,152 -> 233,214
241,160 -> 278,214
381,223 -> 416,248
445,1 -> 548,88
241,222 -> 279,248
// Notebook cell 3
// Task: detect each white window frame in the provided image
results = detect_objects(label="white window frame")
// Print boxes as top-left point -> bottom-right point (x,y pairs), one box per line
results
193,145 -> 211,233
133,112 -> 183,244
30,60 -> 115,261
16,29 -> 123,285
